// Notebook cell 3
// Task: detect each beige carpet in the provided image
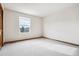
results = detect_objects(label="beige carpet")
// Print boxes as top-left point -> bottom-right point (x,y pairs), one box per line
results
0,38 -> 79,56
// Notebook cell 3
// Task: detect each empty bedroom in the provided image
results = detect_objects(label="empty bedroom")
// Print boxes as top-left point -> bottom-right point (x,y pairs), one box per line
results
0,3 -> 79,56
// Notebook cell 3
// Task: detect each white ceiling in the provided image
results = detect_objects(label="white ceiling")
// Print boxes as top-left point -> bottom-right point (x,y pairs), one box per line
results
3,3 -> 79,17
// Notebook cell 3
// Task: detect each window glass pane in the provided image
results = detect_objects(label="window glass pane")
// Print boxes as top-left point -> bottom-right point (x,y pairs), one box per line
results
19,16 -> 31,32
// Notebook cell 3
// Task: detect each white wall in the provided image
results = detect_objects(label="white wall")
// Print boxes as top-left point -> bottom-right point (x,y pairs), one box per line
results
43,6 -> 79,45
3,9 -> 43,42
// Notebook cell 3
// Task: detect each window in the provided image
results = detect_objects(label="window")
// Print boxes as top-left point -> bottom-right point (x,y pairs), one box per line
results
19,16 -> 31,32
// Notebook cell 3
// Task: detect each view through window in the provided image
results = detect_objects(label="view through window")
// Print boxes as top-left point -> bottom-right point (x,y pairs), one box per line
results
19,16 -> 31,32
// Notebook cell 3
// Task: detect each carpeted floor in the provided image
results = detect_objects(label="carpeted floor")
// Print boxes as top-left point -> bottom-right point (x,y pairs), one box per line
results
0,38 -> 79,56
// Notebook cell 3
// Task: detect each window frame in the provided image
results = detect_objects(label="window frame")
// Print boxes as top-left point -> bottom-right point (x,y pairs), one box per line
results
18,16 -> 31,33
